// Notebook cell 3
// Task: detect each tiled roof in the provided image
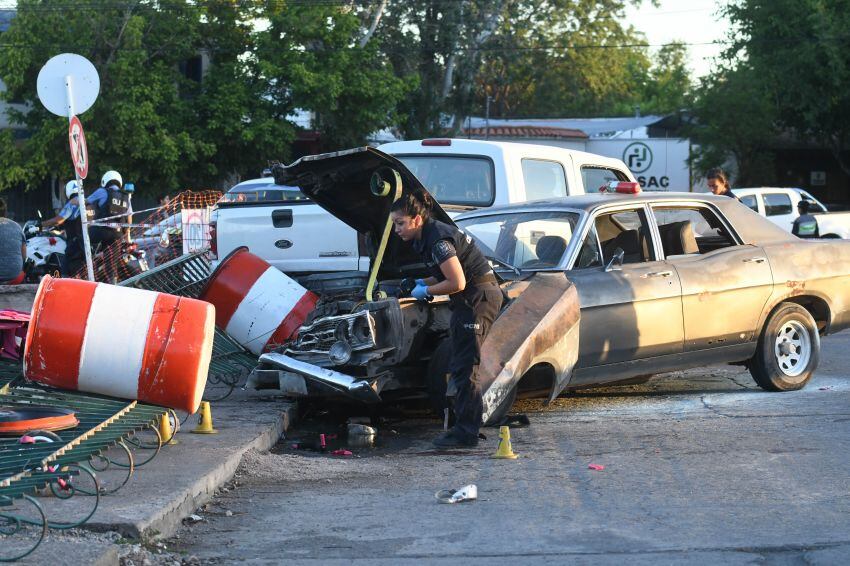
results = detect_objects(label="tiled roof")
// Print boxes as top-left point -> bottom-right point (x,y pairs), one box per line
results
463,125 -> 588,139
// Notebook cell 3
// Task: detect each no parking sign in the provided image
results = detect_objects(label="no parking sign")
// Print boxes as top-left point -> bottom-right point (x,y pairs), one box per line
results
68,115 -> 88,179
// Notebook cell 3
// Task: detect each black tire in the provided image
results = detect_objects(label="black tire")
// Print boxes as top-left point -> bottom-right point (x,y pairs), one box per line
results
750,302 -> 820,391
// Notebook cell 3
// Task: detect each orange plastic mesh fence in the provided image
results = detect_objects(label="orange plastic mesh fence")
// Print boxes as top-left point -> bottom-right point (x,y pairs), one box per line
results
71,190 -> 222,283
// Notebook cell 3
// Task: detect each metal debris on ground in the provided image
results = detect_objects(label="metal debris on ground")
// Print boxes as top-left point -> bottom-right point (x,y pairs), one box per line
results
435,484 -> 478,504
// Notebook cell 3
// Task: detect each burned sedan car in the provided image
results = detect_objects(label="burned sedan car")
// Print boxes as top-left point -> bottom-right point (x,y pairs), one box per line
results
259,147 -> 850,424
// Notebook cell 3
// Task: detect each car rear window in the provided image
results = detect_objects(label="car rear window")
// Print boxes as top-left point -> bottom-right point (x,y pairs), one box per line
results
219,181 -> 308,204
394,155 -> 494,206
763,193 -> 793,216
739,194 -> 758,212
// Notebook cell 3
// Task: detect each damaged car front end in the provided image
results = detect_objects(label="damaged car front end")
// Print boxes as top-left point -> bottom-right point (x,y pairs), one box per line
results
255,147 -> 581,423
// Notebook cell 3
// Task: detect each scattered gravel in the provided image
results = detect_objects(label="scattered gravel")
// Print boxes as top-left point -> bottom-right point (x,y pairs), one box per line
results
236,448 -> 388,482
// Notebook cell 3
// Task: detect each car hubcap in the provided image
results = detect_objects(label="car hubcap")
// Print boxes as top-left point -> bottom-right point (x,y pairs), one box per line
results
774,320 -> 811,377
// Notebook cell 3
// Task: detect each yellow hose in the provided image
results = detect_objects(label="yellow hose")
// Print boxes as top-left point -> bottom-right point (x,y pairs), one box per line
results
366,168 -> 403,302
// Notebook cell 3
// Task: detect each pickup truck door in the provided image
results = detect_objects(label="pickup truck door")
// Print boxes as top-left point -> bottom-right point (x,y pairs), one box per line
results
217,203 -> 360,273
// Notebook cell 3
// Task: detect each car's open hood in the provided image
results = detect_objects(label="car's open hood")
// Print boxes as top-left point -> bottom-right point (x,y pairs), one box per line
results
272,147 -> 454,277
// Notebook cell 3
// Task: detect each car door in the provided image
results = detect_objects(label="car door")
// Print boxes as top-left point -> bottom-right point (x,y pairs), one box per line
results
567,204 -> 684,372
650,203 -> 773,351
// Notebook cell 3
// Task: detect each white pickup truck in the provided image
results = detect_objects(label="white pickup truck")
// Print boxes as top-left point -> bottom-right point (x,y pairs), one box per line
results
210,139 -> 636,273
732,187 -> 850,239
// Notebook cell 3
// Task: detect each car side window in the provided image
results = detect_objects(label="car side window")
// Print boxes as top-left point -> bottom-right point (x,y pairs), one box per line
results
593,208 -> 655,265
581,167 -> 627,193
800,192 -> 828,212
651,206 -> 737,257
763,193 -> 793,216
574,223 -> 603,269
740,194 -> 758,212
521,159 -> 568,201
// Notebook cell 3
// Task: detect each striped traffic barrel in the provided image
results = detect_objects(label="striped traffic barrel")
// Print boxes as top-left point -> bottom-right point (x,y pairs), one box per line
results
199,248 -> 318,355
23,276 -> 215,414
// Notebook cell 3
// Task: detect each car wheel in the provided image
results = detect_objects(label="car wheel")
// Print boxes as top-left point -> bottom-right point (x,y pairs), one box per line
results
749,302 -> 820,391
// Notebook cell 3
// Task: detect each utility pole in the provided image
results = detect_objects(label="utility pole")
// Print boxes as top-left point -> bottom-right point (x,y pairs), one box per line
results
485,95 -> 492,140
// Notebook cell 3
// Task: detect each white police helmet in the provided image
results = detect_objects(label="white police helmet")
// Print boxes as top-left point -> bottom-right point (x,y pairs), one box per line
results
65,179 -> 81,199
101,170 -> 123,189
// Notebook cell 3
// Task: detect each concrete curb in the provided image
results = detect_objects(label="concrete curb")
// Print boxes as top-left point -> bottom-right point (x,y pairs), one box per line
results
85,402 -> 297,541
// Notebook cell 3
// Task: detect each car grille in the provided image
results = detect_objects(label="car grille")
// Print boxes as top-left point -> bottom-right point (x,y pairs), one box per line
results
286,310 -> 376,355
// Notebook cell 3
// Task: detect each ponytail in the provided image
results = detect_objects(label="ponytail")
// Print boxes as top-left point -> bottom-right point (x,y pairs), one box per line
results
390,190 -> 433,221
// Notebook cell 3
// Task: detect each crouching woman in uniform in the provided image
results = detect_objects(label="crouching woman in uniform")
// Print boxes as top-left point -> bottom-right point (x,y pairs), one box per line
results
390,191 -> 503,448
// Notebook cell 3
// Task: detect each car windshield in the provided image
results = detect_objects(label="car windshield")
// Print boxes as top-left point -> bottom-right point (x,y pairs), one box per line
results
394,155 -> 494,206
456,210 -> 580,271
219,181 -> 308,204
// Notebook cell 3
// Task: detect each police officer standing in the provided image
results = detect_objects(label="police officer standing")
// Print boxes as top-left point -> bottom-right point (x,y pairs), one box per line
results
390,191 -> 503,448
792,200 -> 820,238
87,170 -> 131,249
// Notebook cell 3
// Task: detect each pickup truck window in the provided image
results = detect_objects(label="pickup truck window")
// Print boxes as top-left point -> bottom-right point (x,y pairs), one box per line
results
581,167 -> 626,192
521,159 -> 568,201
740,194 -> 759,212
394,155 -> 494,206
763,193 -> 793,216
220,181 -> 307,205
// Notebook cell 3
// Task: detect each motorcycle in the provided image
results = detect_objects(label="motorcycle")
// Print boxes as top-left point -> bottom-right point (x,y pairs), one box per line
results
91,239 -> 149,284
22,217 -> 66,283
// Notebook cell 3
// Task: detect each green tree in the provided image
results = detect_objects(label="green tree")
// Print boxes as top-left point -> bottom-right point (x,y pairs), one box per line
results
255,1 -> 410,150
688,64 -> 777,185
722,0 -> 850,176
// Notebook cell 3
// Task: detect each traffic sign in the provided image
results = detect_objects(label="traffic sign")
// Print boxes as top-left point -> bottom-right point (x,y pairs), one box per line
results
36,54 -> 100,117
68,116 -> 88,179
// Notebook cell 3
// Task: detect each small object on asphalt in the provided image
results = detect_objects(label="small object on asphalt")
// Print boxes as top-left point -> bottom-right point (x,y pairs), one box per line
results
191,401 -> 219,434
331,449 -> 353,456
290,443 -> 299,449
0,405 -> 78,434
443,408 -> 449,431
588,464 -> 605,471
347,423 -> 376,436
225,510 -> 233,517
435,484 -> 478,504
185,514 -> 204,524
491,426 -> 518,459
320,433 -> 327,452
819,386 -> 833,391
496,414 -> 531,428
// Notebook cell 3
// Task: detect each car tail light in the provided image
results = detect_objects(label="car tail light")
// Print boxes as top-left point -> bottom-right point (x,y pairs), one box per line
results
606,181 -> 641,194
421,139 -> 452,146
209,217 -> 218,259
48,237 -> 56,245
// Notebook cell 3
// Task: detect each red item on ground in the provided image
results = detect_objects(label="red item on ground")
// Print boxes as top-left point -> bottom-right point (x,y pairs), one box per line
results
331,449 -> 353,457
588,464 -> 605,471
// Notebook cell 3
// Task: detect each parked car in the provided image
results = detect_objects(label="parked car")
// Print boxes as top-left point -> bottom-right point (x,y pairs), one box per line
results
732,187 -> 850,238
256,147 -> 850,424
210,139 -> 637,274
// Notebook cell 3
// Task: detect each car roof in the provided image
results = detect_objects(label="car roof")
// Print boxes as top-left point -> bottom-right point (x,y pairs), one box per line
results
228,177 -> 298,192
456,190 -> 796,246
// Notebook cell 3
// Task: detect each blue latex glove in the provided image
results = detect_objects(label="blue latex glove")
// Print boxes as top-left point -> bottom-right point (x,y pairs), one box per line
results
411,283 -> 432,301
415,278 -> 426,287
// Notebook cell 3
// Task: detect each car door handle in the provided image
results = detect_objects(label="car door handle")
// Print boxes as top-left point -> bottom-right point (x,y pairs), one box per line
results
743,257 -> 766,264
272,209 -> 293,228
642,270 -> 673,278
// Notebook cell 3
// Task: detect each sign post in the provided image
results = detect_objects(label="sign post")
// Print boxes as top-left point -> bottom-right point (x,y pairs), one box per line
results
37,54 -> 100,281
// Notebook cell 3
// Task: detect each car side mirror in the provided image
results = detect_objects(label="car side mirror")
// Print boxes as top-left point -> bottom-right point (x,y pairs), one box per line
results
605,248 -> 624,272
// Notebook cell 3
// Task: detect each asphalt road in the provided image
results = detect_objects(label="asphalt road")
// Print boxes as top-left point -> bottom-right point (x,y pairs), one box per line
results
169,332 -> 850,565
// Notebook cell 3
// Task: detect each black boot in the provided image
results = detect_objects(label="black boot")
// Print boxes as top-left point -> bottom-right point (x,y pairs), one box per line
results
432,428 -> 478,448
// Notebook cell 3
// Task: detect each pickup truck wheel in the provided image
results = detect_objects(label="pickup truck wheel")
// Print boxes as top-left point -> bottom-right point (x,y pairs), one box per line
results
750,302 -> 819,391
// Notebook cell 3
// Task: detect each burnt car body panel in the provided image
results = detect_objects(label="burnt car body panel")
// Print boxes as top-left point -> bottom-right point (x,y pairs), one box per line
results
259,148 -> 850,421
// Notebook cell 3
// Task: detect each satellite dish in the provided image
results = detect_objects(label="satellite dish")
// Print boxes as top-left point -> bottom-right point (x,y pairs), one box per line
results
36,53 -> 100,117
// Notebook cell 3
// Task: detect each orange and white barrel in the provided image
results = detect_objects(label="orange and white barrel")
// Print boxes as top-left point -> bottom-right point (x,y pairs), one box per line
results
23,276 -> 215,414
199,248 -> 318,355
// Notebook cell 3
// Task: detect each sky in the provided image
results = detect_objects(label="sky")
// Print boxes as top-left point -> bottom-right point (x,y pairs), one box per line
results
624,0 -> 731,79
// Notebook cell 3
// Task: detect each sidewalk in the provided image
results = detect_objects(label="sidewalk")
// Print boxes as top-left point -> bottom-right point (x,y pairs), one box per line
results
14,388 -> 296,565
